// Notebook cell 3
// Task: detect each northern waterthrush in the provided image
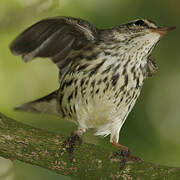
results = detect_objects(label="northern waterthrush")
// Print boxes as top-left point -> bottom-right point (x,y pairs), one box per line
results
10,17 -> 175,157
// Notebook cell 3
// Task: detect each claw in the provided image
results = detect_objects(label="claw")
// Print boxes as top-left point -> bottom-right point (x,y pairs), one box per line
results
111,142 -> 142,170
62,131 -> 82,161
111,148 -> 130,170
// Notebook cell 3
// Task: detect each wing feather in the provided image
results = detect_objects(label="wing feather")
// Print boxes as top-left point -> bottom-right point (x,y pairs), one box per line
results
10,16 -> 98,78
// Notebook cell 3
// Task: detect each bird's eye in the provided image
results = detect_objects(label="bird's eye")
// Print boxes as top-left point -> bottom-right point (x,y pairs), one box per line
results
134,20 -> 146,26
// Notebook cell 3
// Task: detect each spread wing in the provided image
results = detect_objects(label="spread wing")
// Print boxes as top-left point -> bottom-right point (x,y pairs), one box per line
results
10,16 -> 99,78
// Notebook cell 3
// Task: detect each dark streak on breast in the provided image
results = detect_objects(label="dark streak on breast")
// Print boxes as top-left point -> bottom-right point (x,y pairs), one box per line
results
111,73 -> 120,87
89,60 -> 105,76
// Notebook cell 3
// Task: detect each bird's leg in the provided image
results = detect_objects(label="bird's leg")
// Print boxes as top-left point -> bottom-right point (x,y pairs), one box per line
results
111,142 -> 130,170
112,142 -> 130,155
61,129 -> 83,161
111,142 -> 142,170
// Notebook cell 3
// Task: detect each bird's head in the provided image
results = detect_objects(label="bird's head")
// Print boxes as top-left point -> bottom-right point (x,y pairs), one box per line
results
115,19 -> 175,57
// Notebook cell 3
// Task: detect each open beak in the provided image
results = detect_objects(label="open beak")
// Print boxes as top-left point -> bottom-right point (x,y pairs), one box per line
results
152,26 -> 176,36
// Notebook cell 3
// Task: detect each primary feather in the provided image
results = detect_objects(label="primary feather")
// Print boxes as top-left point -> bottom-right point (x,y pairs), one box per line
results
10,16 -> 98,80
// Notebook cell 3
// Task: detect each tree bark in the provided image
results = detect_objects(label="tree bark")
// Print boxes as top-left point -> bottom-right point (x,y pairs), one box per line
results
0,112 -> 179,180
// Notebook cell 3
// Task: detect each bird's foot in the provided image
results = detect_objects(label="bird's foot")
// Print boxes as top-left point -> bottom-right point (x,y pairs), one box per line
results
61,131 -> 82,161
111,143 -> 142,170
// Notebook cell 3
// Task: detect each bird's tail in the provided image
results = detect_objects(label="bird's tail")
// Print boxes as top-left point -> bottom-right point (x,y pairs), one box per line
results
14,90 -> 59,115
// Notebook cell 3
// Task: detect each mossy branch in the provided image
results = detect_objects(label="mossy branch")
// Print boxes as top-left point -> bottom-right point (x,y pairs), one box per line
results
0,112 -> 179,180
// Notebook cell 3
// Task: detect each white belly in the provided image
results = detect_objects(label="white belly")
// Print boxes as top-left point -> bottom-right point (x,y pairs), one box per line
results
74,88 -> 140,137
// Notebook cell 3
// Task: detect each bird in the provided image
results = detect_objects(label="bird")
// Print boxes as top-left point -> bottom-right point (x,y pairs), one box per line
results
9,16 -> 175,158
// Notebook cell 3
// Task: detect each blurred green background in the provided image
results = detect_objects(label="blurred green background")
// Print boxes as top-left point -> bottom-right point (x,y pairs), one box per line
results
0,0 -> 180,179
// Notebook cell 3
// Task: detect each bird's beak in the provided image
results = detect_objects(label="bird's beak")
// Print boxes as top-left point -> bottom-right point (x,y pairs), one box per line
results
152,26 -> 176,36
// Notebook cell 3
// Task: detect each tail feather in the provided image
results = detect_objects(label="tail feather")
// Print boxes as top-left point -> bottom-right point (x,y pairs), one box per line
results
15,90 -> 59,114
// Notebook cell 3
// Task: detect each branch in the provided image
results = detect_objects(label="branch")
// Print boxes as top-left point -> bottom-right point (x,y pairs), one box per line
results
0,112 -> 179,179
